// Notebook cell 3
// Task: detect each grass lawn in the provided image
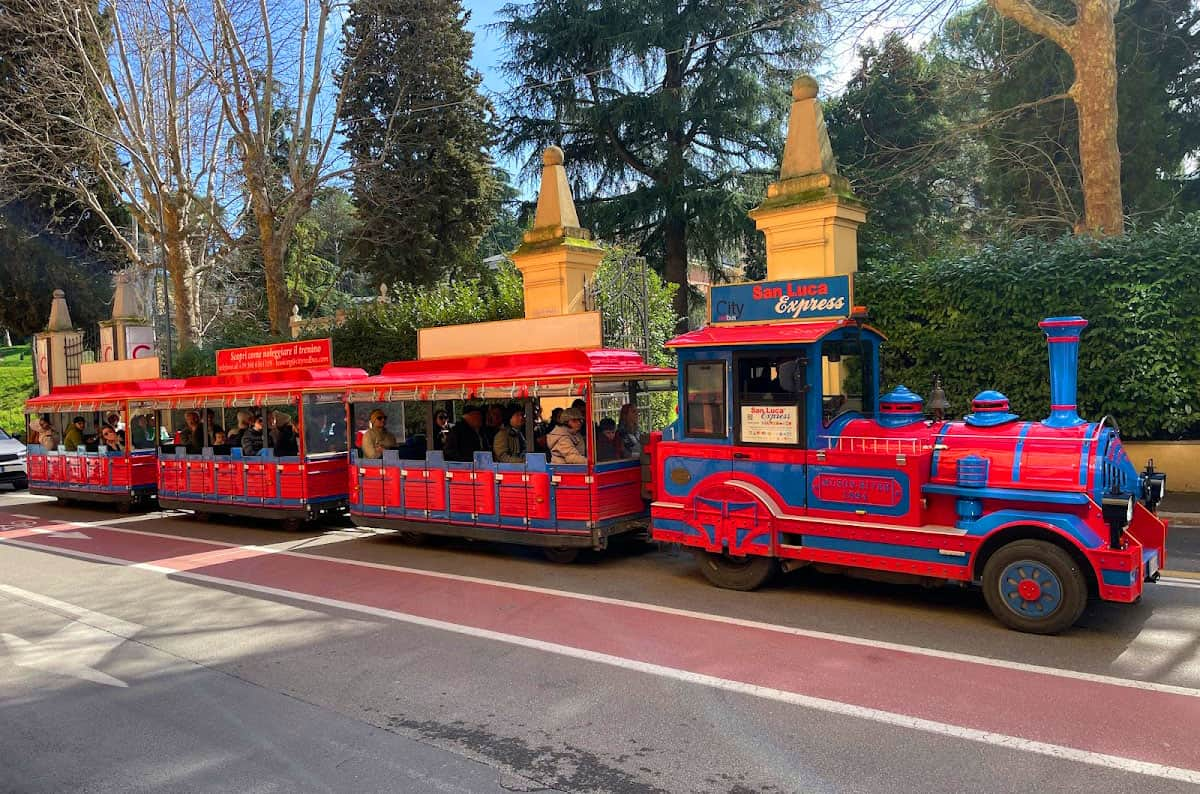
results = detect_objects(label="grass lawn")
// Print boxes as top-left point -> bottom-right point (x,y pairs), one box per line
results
0,347 -> 34,437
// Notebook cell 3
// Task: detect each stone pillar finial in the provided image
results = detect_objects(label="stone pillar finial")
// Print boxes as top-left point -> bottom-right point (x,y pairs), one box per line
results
46,289 -> 74,332
511,145 -> 603,320
532,145 -> 582,232
111,271 -> 141,319
748,73 -> 865,285
780,75 -> 838,181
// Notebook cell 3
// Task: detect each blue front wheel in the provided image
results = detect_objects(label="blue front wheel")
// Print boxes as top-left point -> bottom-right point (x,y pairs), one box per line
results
982,540 -> 1087,634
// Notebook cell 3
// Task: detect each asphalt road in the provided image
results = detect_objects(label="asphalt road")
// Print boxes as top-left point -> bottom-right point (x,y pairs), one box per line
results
1,493 -> 1198,793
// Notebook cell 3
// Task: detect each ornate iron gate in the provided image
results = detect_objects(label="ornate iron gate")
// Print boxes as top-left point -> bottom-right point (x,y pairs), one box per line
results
585,253 -> 653,363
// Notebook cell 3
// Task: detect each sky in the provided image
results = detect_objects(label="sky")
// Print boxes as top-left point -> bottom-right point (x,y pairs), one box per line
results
463,1 -> 510,97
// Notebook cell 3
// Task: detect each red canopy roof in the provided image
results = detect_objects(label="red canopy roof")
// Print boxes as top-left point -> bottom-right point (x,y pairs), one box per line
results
373,348 -> 674,387
26,378 -> 187,411
173,366 -> 368,394
666,319 -> 884,348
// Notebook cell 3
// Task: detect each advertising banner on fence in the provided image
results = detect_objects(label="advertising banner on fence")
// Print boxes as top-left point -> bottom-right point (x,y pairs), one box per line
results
709,275 -> 852,324
125,325 -> 156,359
99,325 -> 116,362
35,337 -> 49,395
216,338 -> 333,375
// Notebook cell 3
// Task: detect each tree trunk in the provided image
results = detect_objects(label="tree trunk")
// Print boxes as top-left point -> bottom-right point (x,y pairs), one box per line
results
260,227 -> 289,337
1071,6 -> 1124,236
165,241 -> 195,352
160,205 -> 195,351
663,214 -> 689,331
248,188 -> 290,336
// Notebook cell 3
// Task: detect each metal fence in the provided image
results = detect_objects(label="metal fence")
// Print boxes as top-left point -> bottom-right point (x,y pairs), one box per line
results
585,253 -> 653,363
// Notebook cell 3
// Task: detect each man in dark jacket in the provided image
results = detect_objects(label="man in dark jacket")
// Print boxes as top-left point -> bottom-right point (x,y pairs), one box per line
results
492,404 -> 526,464
443,405 -> 487,462
271,411 -> 299,456
241,415 -> 266,455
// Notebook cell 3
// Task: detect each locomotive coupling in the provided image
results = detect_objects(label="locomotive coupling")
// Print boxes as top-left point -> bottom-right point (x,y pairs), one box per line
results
1101,492 -> 1135,550
1140,458 -> 1167,513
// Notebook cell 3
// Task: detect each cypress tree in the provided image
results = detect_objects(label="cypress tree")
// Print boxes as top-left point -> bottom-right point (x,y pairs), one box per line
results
340,0 -> 497,286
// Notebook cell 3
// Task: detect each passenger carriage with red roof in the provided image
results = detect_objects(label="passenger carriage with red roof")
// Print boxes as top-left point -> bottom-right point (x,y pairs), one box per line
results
647,275 -> 1168,633
345,348 -> 675,562
25,377 -> 185,508
145,340 -> 367,530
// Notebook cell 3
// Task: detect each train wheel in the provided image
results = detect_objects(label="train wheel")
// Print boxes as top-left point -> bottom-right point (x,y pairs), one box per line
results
542,547 -> 580,564
982,540 -> 1087,635
281,517 -> 304,532
397,531 -> 427,545
696,550 -> 777,591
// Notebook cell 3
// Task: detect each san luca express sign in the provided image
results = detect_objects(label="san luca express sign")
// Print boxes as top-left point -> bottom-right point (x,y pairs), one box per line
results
709,275 -> 852,324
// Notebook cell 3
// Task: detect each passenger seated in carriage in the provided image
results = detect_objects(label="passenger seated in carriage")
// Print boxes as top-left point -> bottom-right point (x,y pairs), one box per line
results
596,417 -> 622,462
362,409 -> 398,459
492,404 -> 527,464
444,405 -> 487,462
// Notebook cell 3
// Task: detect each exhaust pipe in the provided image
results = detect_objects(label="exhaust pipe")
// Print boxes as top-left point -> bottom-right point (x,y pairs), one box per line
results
1039,316 -> 1088,428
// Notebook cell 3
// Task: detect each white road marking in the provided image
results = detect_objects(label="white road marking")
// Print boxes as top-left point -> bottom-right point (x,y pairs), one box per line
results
0,538 -> 1195,784
46,531 -> 90,540
1159,577 -> 1200,590
8,519 -> 1200,701
12,514 -> 41,519
0,584 -> 142,688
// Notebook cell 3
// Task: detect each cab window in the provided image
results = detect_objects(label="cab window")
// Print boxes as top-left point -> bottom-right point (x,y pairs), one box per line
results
735,356 -> 805,446
821,338 -> 876,426
684,362 -> 726,439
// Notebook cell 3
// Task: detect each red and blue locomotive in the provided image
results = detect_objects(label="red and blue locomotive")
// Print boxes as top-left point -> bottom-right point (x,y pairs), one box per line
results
649,275 -> 1167,634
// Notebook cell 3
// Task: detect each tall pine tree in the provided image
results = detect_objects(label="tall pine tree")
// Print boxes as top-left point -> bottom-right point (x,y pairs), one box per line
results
497,1 -> 816,325
340,0 -> 497,286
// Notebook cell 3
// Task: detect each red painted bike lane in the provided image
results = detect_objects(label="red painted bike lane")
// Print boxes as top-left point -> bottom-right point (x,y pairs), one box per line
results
3,516 -> 1199,778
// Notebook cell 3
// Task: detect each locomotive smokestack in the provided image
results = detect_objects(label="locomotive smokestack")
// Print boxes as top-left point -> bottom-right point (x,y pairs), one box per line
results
1039,316 -> 1088,428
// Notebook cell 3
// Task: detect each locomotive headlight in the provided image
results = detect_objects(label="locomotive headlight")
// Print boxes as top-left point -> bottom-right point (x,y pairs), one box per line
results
1102,493 -> 1135,549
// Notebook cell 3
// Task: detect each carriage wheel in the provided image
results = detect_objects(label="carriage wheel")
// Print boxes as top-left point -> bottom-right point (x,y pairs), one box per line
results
542,547 -> 580,564
695,550 -> 777,591
982,540 -> 1087,635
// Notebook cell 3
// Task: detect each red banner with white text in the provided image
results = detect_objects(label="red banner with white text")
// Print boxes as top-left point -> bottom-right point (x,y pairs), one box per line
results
216,339 -> 333,375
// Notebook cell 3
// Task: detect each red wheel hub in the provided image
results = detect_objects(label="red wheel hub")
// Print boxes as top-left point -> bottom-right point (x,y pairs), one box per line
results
1017,579 -> 1042,601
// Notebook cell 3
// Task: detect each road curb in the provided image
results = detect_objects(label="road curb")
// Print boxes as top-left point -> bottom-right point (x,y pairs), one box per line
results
1158,512 -> 1200,526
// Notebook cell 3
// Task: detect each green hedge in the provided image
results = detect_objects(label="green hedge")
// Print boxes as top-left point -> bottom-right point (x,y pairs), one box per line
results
856,214 -> 1200,440
325,266 -> 525,373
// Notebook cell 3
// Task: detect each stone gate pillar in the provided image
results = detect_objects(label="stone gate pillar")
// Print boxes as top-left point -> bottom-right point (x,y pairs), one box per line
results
33,290 -> 82,395
748,76 -> 866,281
510,146 -> 605,318
98,271 -> 156,362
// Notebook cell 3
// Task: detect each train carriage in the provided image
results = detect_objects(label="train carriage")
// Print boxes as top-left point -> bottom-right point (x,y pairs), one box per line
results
25,378 -> 184,508
649,275 -> 1168,633
346,348 -> 675,561
148,365 -> 367,528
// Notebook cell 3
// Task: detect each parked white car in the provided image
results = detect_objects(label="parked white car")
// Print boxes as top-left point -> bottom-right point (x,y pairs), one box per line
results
0,427 -> 28,489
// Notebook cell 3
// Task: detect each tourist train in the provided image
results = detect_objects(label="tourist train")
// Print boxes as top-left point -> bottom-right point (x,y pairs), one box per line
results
22,274 -> 1169,635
